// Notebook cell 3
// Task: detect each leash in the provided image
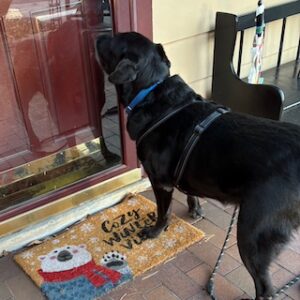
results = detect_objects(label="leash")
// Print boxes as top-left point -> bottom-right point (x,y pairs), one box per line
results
272,274 -> 300,299
207,206 -> 300,300
207,206 -> 239,300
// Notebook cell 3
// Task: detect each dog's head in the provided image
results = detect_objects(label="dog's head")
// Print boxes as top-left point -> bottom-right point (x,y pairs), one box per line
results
96,32 -> 170,103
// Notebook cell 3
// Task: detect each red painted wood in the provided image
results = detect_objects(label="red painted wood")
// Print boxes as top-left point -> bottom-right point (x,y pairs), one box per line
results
110,0 -> 131,33
0,2 -> 104,162
0,0 -> 11,16
111,0 -> 153,39
130,0 -> 153,40
0,19 -> 29,160
0,0 -> 153,221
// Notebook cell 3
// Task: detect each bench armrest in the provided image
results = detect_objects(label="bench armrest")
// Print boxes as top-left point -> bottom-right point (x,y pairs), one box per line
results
212,12 -> 284,120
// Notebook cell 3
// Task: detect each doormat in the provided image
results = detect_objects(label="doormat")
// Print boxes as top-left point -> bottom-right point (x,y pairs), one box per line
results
14,194 -> 205,300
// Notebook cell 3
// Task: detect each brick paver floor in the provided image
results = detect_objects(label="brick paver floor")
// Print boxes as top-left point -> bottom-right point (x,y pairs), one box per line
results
0,188 -> 299,300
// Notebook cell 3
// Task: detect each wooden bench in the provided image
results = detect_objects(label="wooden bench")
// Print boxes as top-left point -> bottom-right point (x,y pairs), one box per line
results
212,1 -> 300,124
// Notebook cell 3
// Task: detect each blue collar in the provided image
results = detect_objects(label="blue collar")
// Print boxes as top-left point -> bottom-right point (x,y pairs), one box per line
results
126,81 -> 162,114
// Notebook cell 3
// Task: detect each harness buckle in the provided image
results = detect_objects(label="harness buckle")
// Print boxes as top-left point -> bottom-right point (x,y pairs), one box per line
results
217,107 -> 229,113
194,124 -> 205,134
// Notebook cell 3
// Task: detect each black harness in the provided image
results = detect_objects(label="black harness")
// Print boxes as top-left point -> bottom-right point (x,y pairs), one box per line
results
135,101 -> 229,187
173,106 -> 228,186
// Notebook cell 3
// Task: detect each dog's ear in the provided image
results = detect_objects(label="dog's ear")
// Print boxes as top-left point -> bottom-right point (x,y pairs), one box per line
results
156,43 -> 171,68
108,58 -> 138,84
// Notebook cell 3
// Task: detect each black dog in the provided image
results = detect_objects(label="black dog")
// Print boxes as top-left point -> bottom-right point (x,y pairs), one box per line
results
96,32 -> 300,299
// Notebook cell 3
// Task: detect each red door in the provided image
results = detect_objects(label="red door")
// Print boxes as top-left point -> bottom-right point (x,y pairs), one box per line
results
0,0 -> 152,220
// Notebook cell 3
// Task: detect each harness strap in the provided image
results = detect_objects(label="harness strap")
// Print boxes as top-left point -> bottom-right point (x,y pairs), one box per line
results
174,107 -> 228,186
136,101 -> 197,148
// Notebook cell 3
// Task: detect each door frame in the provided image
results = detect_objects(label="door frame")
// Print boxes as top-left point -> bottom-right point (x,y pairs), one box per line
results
0,0 -> 153,222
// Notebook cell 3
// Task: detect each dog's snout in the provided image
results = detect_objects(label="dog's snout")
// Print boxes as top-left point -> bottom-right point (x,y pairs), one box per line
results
96,35 -> 111,52
95,35 -> 112,69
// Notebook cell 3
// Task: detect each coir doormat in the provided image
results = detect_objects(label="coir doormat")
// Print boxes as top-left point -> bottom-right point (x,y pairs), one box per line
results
14,194 -> 205,300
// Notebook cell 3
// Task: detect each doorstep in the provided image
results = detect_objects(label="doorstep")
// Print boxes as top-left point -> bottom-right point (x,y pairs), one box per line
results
0,170 -> 150,254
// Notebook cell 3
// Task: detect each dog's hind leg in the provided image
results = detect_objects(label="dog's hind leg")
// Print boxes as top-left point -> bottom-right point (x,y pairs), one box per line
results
187,195 -> 203,219
237,231 -> 274,299
237,209 -> 289,299
141,180 -> 174,239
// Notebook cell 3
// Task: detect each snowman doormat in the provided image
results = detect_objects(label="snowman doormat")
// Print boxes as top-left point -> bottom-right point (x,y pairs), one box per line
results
15,194 -> 205,300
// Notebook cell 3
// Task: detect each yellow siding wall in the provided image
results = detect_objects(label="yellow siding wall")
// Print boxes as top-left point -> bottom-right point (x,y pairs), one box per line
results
153,0 -> 299,97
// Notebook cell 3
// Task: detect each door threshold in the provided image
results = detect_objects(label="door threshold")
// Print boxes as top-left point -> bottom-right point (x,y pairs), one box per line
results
0,169 -> 151,255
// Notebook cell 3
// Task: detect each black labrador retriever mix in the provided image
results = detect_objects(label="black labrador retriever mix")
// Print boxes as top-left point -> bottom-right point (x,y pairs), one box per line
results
96,32 -> 300,299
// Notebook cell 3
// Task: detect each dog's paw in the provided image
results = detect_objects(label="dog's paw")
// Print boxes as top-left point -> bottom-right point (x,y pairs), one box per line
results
139,225 -> 168,239
189,206 -> 203,219
187,196 -> 203,220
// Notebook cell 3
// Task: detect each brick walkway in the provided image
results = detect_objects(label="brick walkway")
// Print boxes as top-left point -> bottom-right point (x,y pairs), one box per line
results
0,189 -> 299,300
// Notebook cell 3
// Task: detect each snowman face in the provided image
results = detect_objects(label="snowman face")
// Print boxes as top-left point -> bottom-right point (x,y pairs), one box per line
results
38,244 -> 92,272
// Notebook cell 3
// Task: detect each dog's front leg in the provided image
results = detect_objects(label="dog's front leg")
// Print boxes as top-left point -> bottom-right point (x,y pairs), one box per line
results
141,180 -> 173,239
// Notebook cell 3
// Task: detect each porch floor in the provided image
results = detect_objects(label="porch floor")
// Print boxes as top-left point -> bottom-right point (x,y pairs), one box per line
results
0,189 -> 299,300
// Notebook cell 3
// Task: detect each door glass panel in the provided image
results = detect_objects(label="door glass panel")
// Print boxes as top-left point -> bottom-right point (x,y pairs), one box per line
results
0,0 -> 122,213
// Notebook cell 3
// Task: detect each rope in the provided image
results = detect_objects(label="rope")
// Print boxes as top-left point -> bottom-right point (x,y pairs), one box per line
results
207,205 -> 239,300
272,274 -> 300,299
206,205 -> 300,299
